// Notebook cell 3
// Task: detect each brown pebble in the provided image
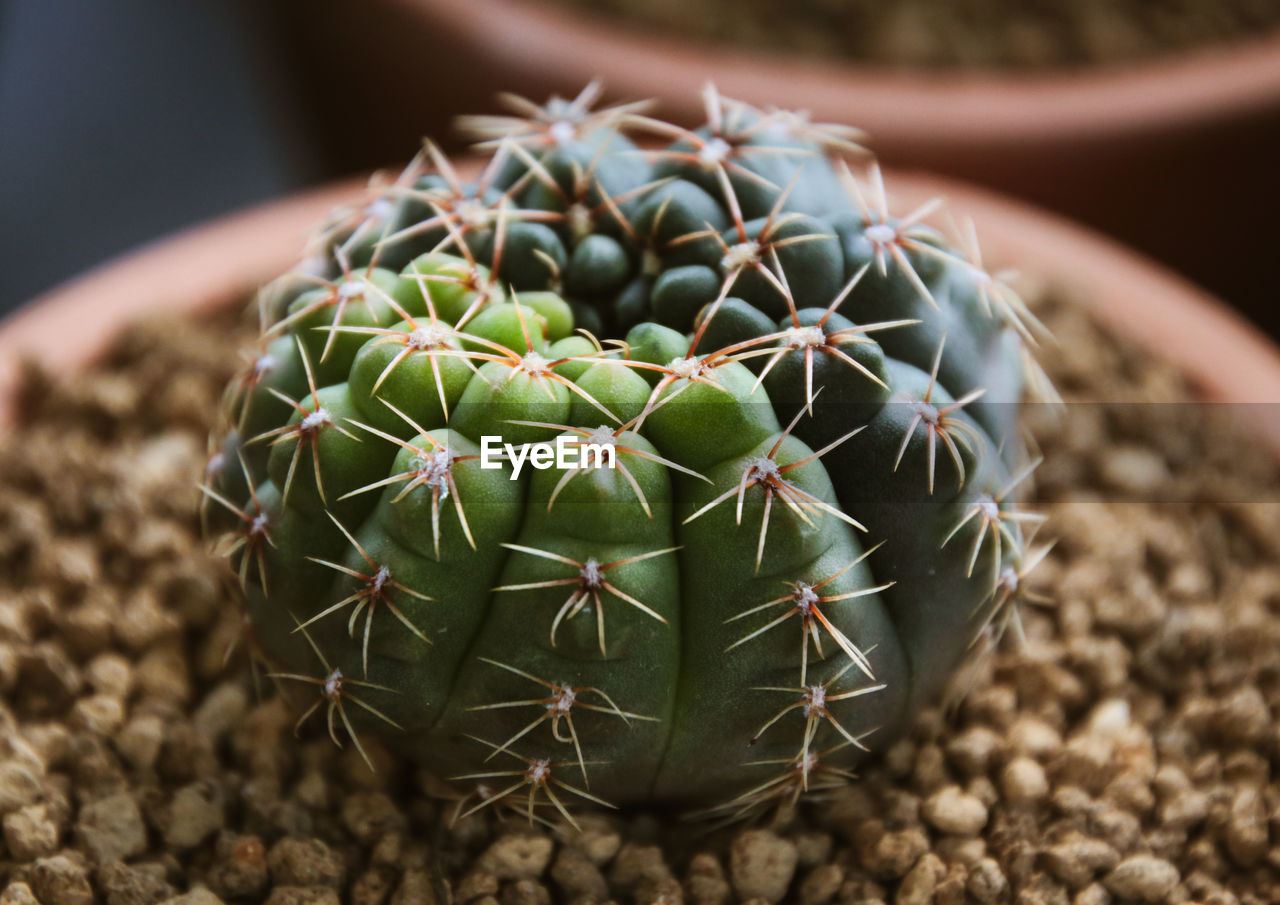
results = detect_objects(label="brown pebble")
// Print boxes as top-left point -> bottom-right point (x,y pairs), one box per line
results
477,834 -> 554,881
1222,748 -> 1269,787
19,725 -> 67,772
390,869 -> 437,905
36,537 -> 100,593
967,776 -> 998,810
132,645 -> 191,708
1214,687 -> 1272,746
84,654 -> 133,699
0,644 -> 20,696
1072,882 -> 1110,905
831,789 -> 874,830
858,825 -> 929,880
636,874 -> 683,905
1093,585 -> 1165,639
95,861 -> 176,905
945,727 -> 1004,778
932,863 -> 966,905
164,782 -> 224,850
1098,445 -> 1168,495
1223,786 -> 1269,867
608,843 -> 671,888
1103,855 -> 1179,902
31,854 -> 95,905
262,888 -> 339,905
791,863 -> 838,905
683,853 -> 730,905
1159,789 -> 1209,829
935,836 -> 985,868
882,738 -> 916,778
369,833 -> 405,868
3,736 -> 50,778
1054,733 -> 1116,793
267,837 -> 346,889
1102,770 -> 1154,816
340,792 -> 408,844
1043,833 -> 1120,889
963,685 -> 1017,729
0,884 -> 40,905
67,733 -> 126,798
729,830 -> 798,903
1089,802 -> 1142,852
293,771 -> 329,810
965,858 -> 1007,903
880,788 -> 921,826
114,591 -> 182,653
911,744 -> 949,792
550,847 -> 608,901
1051,785 -> 1093,817
498,879 -> 550,905
352,865 -> 398,905
922,786 -> 988,836
206,832 -> 269,901
116,715 -> 166,772
1001,757 -> 1049,807
457,871 -> 499,903
4,804 -> 61,861
894,853 -> 944,905
1008,717 -> 1063,761
60,600 -> 118,659
790,831 -> 832,867
191,683 -> 249,744
566,820 -> 621,867
75,792 -> 148,863
0,760 -> 44,814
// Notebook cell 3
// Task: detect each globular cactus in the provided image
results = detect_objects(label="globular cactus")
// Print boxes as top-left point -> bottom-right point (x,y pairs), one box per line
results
203,82 -> 1052,823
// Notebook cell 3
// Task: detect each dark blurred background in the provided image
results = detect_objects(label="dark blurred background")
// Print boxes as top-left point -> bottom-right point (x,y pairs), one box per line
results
0,1 -> 316,311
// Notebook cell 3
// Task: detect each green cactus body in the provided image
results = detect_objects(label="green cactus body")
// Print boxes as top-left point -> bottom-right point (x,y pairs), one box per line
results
204,84 -> 1051,821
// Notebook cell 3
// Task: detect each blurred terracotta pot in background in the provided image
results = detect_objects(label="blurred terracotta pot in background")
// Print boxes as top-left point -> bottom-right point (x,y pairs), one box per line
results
266,0 -> 1280,335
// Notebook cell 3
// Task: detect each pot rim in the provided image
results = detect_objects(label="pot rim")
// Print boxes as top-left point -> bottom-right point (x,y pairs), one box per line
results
411,0 -> 1280,147
0,182 -> 361,429
3,170 -> 1279,453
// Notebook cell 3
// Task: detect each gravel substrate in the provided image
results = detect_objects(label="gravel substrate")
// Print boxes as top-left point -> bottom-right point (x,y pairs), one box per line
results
534,0 -> 1280,71
1,297 -> 1279,905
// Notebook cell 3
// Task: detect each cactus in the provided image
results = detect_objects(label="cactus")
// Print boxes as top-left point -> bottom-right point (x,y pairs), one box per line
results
203,82 -> 1052,822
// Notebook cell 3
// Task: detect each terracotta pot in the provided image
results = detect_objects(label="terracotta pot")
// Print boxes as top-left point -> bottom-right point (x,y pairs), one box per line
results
3,171 -> 1280,459
267,0 -> 1280,334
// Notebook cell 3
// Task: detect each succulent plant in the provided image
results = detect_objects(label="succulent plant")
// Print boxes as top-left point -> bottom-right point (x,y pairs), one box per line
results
203,82 -> 1052,823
